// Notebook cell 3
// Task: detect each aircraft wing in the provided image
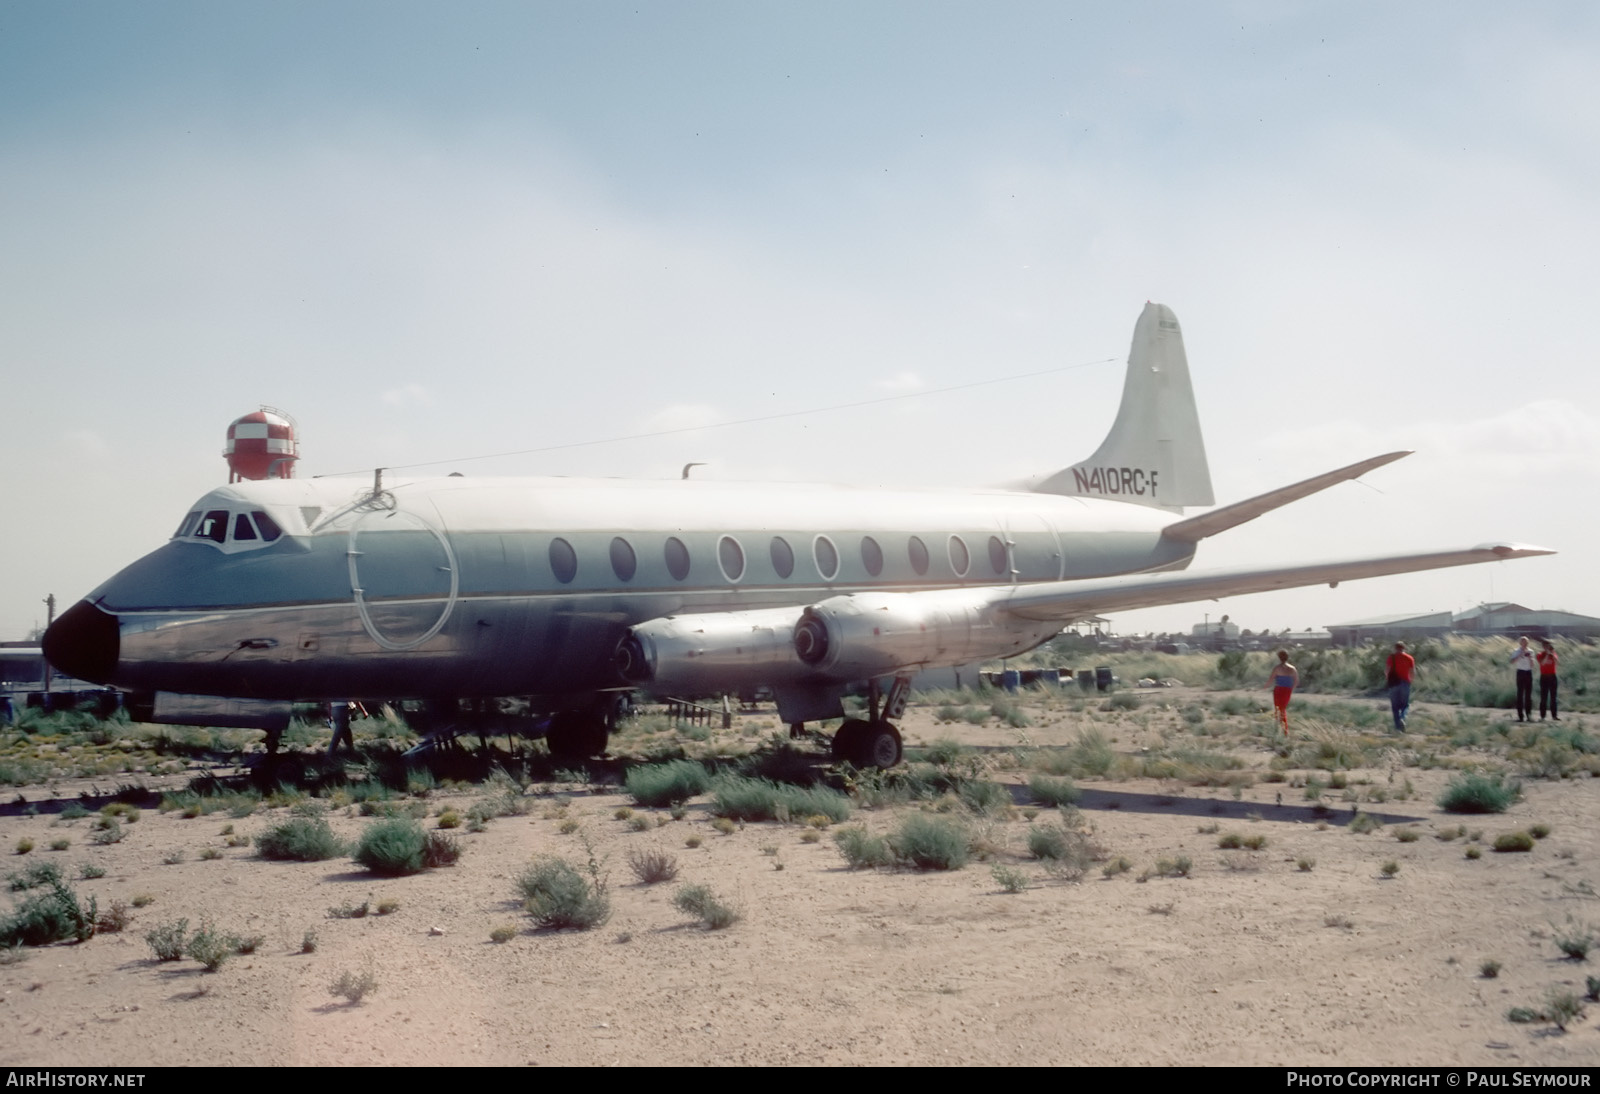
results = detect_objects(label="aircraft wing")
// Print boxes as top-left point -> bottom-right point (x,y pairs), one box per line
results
993,543 -> 1555,623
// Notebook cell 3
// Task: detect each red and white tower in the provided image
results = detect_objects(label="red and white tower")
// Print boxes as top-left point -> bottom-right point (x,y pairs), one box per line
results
224,407 -> 299,482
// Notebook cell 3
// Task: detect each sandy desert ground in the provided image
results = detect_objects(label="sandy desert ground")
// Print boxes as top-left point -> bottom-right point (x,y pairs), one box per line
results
1,687 -> 1597,1068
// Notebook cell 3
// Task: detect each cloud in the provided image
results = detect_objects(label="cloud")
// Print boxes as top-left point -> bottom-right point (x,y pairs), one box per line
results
874,371 -> 923,392
380,383 -> 432,407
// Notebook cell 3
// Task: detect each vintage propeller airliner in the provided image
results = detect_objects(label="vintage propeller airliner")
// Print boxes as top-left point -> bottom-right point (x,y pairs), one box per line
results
43,304 -> 1552,766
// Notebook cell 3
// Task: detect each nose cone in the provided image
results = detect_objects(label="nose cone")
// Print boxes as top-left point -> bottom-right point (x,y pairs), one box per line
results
42,600 -> 120,684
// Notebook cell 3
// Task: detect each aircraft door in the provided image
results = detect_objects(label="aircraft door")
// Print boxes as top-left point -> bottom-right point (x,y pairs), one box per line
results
347,504 -> 459,651
1005,512 -> 1065,582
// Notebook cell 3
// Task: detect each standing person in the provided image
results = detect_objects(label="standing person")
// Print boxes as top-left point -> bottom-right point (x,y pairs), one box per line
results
1511,636 -> 1536,722
1265,649 -> 1299,735
1386,642 -> 1415,732
1536,639 -> 1560,721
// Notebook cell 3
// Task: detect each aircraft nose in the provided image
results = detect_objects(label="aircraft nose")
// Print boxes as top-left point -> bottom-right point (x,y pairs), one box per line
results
42,600 -> 121,685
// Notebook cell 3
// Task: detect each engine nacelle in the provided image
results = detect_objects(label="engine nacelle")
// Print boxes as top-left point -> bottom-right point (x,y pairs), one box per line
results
616,606 -> 812,695
793,590 -> 1057,680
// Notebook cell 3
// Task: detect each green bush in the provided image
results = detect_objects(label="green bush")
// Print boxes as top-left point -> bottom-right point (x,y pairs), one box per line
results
890,814 -> 968,871
1493,831 -> 1535,853
353,818 -> 428,876
710,776 -> 851,824
185,922 -> 237,972
626,760 -> 711,807
1,876 -> 97,947
1027,774 -> 1079,808
144,919 -> 189,961
674,883 -> 739,929
1437,773 -> 1521,814
517,857 -> 610,930
833,826 -> 894,869
256,816 -> 348,861
422,831 -> 462,868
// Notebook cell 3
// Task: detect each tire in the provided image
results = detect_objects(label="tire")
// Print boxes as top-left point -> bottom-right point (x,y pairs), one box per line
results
853,720 -> 903,769
830,718 -> 869,763
546,710 -> 609,759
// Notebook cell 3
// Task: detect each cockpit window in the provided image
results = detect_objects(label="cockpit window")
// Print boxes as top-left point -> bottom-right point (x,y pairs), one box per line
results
252,511 -> 282,542
233,514 -> 258,541
195,510 -> 229,543
174,511 -> 201,539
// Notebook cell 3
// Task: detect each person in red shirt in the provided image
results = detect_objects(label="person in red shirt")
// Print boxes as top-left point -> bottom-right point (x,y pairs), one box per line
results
1385,642 -> 1415,731
1536,639 -> 1560,721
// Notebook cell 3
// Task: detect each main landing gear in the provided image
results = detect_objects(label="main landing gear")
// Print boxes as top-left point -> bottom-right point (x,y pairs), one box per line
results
822,675 -> 912,770
545,692 -> 631,760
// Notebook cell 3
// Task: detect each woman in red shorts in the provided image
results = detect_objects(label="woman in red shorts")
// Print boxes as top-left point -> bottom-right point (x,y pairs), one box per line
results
1265,649 -> 1299,735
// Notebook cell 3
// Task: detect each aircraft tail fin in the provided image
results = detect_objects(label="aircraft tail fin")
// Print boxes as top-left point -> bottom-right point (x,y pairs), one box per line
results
1028,302 -> 1213,509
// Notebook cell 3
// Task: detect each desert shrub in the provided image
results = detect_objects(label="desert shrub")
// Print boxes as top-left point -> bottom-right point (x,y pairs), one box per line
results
1466,846 -> 1483,860
833,826 -> 893,869
1381,860 -> 1400,877
489,923 -> 517,944
1027,824 -> 1070,861
15,838 -> 33,855
1546,990 -> 1584,1030
626,846 -> 679,884
626,760 -> 712,807
145,919 -> 189,961
1066,729 -> 1114,777
96,900 -> 132,934
710,776 -> 850,824
329,965 -> 378,1004
1217,831 -> 1244,850
1480,960 -> 1502,978
160,850 -> 184,865
1552,918 -> 1596,960
1,874 -> 97,947
1530,823 -> 1552,839
1586,976 -> 1600,1003
234,934 -> 264,954
711,817 -> 736,835
991,865 -> 1028,893
674,883 -> 739,929
1438,772 -> 1521,814
517,857 -> 610,930
89,819 -> 123,845
422,831 -> 462,868
1348,812 -> 1381,835
1493,831 -> 1535,853
328,901 -> 369,919
436,810 -> 461,829
185,922 -> 237,972
353,818 -> 428,876
684,835 -> 703,848
1155,856 -> 1193,878
7,860 -> 62,892
890,814 -> 968,871
1102,856 -> 1133,877
1395,829 -> 1421,843
256,816 -> 347,862
48,838 -> 70,852
958,779 -> 1011,815
1296,858 -> 1316,872
300,930 -> 317,953
1027,824 -> 1092,879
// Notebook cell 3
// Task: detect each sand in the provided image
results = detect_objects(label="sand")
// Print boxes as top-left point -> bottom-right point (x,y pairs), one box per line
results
1,690 -> 1597,1067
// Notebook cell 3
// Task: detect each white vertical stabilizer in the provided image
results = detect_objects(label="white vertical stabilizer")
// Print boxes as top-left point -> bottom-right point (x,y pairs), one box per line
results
1029,302 -> 1213,510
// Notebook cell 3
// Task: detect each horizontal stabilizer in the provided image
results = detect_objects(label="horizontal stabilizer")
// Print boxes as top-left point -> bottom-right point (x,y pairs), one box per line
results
1160,451 -> 1412,543
993,543 -> 1555,623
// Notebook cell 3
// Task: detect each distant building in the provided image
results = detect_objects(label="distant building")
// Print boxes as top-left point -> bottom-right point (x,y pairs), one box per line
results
1326,611 -> 1454,647
1451,602 -> 1600,639
1326,603 -> 1600,646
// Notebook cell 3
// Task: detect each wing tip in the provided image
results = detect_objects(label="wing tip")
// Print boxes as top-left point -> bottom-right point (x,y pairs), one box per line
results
1476,542 -> 1557,559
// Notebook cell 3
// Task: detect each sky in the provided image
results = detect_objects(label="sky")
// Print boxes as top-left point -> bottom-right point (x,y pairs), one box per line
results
2,1 -> 1596,641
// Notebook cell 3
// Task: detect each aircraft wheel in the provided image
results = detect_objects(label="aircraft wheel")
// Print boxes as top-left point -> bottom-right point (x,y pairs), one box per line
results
831,718 -> 870,763
853,720 -> 903,770
546,710 -> 609,759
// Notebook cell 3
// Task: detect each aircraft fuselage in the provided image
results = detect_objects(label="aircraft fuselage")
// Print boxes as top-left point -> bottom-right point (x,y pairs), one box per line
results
50,474 -> 1191,703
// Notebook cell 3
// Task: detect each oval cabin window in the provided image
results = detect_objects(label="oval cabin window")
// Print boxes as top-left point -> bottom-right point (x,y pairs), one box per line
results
770,536 -> 795,579
610,537 -> 637,582
664,537 -> 691,581
549,538 -> 578,584
718,536 -> 745,582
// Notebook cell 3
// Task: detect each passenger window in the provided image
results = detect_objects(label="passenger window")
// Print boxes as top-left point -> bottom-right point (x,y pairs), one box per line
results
549,538 -> 578,584
770,537 -> 795,579
988,535 -> 1008,575
252,511 -> 282,542
948,535 -> 970,577
718,536 -> 745,582
233,514 -> 258,541
813,536 -> 839,580
861,536 -> 883,577
173,511 -> 200,539
196,510 -> 229,543
907,536 -> 930,576
664,537 -> 691,581
610,537 -> 637,582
